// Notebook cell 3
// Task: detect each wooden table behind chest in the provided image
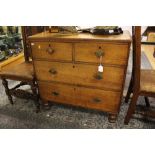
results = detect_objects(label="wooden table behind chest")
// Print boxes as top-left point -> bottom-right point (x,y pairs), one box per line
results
29,31 -> 131,122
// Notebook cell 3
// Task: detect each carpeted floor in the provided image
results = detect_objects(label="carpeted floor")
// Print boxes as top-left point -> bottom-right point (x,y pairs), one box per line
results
0,91 -> 155,129
0,51 -> 155,129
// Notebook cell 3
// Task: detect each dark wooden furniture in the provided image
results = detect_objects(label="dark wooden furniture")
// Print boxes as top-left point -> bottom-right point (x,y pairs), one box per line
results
125,26 -> 155,124
143,26 -> 155,36
22,26 -> 46,61
0,27 -> 44,112
0,62 -> 39,111
29,31 -> 131,122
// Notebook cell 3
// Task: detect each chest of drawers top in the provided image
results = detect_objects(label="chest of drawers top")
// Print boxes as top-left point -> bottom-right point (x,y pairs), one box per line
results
28,31 -> 131,43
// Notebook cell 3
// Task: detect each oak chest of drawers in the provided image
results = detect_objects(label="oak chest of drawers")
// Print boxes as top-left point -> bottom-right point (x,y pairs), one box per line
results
29,31 -> 131,122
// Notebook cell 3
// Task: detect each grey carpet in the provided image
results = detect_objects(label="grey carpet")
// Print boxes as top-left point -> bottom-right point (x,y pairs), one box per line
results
0,51 -> 154,129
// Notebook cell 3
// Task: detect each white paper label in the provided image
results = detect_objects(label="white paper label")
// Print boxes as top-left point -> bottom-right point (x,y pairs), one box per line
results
98,65 -> 103,72
109,30 -> 114,33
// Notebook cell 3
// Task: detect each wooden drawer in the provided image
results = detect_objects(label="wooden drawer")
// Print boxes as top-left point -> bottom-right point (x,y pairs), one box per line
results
34,61 -> 125,91
75,43 -> 129,65
38,81 -> 121,112
31,42 -> 72,61
38,81 -> 82,106
76,85 -> 121,112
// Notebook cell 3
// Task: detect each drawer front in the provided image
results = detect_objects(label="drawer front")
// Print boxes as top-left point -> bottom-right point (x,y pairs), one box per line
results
38,81 -> 85,107
31,42 -> 72,61
75,85 -> 121,112
75,43 -> 129,65
38,82 -> 121,112
34,61 -> 125,91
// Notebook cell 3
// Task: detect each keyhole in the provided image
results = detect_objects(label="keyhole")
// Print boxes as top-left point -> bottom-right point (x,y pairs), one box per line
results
73,65 -> 75,68
99,46 -> 102,49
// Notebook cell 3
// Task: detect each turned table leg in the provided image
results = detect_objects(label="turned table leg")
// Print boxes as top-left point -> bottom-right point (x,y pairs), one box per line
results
108,114 -> 117,123
42,99 -> 51,110
144,97 -> 150,108
125,77 -> 133,103
30,81 -> 40,113
2,78 -> 13,105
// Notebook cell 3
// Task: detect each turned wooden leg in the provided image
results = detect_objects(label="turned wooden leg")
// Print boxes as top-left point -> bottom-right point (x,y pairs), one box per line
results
2,78 -> 13,105
30,81 -> 40,113
108,114 -> 117,123
42,99 -> 51,110
144,97 -> 150,108
124,92 -> 139,125
125,77 -> 133,103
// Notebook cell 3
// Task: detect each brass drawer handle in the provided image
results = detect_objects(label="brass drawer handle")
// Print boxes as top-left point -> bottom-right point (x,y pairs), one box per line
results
46,44 -> 54,54
94,72 -> 103,80
49,68 -> 57,75
95,50 -> 104,58
93,98 -> 102,103
52,92 -> 59,96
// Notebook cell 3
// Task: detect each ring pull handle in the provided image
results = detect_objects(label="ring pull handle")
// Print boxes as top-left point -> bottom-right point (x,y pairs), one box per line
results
46,44 -> 54,54
52,92 -> 59,96
93,98 -> 102,103
94,72 -> 103,80
49,68 -> 57,75
95,47 -> 104,58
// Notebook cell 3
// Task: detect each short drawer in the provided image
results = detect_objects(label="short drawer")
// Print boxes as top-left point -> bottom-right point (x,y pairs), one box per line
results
31,42 -> 72,61
75,43 -> 129,65
38,81 -> 121,112
34,61 -> 125,91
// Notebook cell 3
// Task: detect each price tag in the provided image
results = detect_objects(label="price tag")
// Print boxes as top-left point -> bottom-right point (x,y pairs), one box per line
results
98,65 -> 103,72
109,30 -> 114,33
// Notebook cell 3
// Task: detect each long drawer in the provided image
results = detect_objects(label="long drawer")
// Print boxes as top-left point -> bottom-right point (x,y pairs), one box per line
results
75,43 -> 129,65
34,61 -> 125,91
31,42 -> 72,61
38,81 -> 121,112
